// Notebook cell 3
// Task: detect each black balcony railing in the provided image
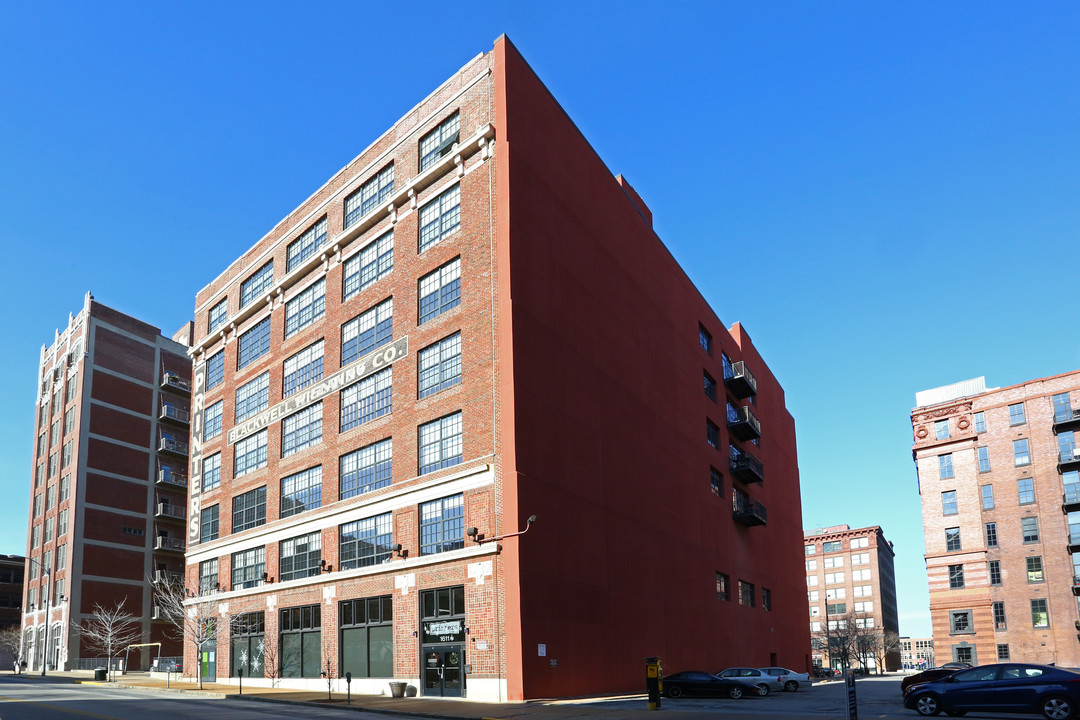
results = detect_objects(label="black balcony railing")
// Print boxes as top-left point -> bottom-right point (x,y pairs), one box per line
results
733,496 -> 768,526
727,404 -> 762,441
156,468 -> 188,489
159,404 -> 190,425
161,372 -> 191,394
1054,408 -> 1080,434
153,570 -> 183,585
158,438 -> 189,457
723,361 -> 758,399
154,536 -> 185,553
1065,486 -> 1080,512
1069,534 -> 1080,553
730,450 -> 764,484
1060,447 -> 1080,467
155,503 -> 185,521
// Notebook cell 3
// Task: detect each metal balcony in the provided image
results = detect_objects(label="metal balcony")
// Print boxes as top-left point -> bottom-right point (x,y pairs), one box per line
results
723,361 -> 757,399
730,450 -> 764,484
153,570 -> 184,585
159,404 -> 190,426
158,437 -> 189,458
1054,409 -> 1080,434
727,405 -> 762,442
733,496 -> 768,527
155,503 -> 185,522
1059,447 -> 1080,470
155,468 -> 188,490
1065,487 -> 1080,513
154,536 -> 185,554
160,372 -> 190,395
1072,576 -> 1080,597
1069,534 -> 1080,554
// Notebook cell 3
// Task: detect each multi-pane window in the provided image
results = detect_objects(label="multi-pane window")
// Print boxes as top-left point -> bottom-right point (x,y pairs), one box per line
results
939,454 -> 954,479
341,367 -> 392,431
234,430 -> 268,477
44,517 -> 55,543
339,596 -> 394,678
280,605 -> 322,677
699,325 -> 712,354
945,527 -> 961,552
340,439 -> 392,499
1008,403 -> 1026,426
33,493 -> 42,517
853,601 -> 873,613
989,559 -> 1002,585
280,466 -> 322,518
851,553 -> 869,566
706,420 -> 719,448
806,576 -> 818,587
826,587 -> 845,600
824,572 -> 845,584
851,569 -> 871,582
1017,478 -> 1035,505
280,532 -> 322,582
57,509 -> 68,537
418,184 -> 461,252
827,603 -> 846,616
853,585 -> 872,597
204,401 -> 223,440
1013,438 -> 1031,467
285,218 -> 327,273
942,490 -> 958,515
851,537 -> 869,549
419,494 -> 464,555
993,600 -> 1007,629
419,112 -> 459,171
200,505 -> 219,543
237,317 -> 272,369
63,407 -> 74,435
48,453 -> 57,477
1027,556 -> 1044,583
208,299 -> 228,334
37,433 -> 46,457
950,610 -> 972,634
61,441 -> 72,468
240,261 -> 274,308
978,447 -> 991,473
46,485 -> 56,510
974,411 -> 986,433
418,258 -> 461,324
948,564 -> 964,589
808,590 -> 819,603
345,165 -> 394,228
997,644 -> 1010,660
704,372 -> 717,401
981,484 -> 994,509
1022,516 -> 1040,543
341,298 -> 393,366
986,522 -> 998,547
50,419 -> 59,445
418,412 -> 463,475
822,540 -> 842,553
738,580 -> 755,607
59,475 -> 70,502
285,279 -> 326,338
418,333 -> 462,398
824,556 -> 844,569
1054,393 -> 1074,423
343,231 -> 394,300
805,544 -> 816,555
231,547 -> 265,589
231,613 -> 266,680
716,572 -> 730,600
1031,598 -> 1049,627
235,373 -> 270,423
710,467 -> 722,494
935,419 -> 950,440
199,559 -> 218,595
66,377 -> 77,403
203,452 -> 221,491
283,341 -> 324,397
282,402 -> 322,457
339,513 -> 393,569
205,351 -> 225,390
232,486 -> 267,532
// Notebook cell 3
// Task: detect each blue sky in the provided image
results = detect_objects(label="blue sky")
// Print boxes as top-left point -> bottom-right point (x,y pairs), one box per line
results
2,2 -> 1079,640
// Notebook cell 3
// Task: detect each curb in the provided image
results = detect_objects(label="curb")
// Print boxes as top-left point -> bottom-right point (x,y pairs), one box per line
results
229,693 -> 488,720
75,680 -> 227,699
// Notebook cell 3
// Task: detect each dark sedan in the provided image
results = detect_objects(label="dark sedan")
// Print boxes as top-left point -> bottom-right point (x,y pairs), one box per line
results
901,664 -> 972,694
903,663 -> 1080,719
662,671 -> 754,699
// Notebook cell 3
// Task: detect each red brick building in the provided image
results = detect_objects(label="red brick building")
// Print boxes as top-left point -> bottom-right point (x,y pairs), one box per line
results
21,292 -> 192,671
183,36 -> 806,700
912,373 -> 1080,667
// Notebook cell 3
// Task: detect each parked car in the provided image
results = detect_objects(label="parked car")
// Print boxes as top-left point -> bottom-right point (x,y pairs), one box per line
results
715,667 -> 782,696
661,671 -> 755,699
900,664 -> 972,694
813,666 -> 838,679
760,666 -> 812,691
903,663 -> 1080,719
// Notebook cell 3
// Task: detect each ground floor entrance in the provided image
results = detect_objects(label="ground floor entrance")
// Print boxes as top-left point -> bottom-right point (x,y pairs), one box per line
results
423,644 -> 464,697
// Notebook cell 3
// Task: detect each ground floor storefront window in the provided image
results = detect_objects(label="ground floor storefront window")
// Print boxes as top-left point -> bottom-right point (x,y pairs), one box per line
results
231,612 -> 265,678
340,595 -> 393,678
281,604 -> 321,678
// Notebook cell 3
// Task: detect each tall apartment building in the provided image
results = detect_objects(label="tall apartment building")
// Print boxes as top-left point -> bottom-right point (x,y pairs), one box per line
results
182,36 -> 806,701
804,524 -> 900,671
912,373 -> 1080,667
21,292 -> 192,671
900,636 -> 934,669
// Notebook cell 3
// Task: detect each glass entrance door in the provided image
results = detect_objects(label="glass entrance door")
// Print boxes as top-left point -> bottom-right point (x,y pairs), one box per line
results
423,645 -> 463,697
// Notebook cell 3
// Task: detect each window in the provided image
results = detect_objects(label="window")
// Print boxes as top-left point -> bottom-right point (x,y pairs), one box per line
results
61,441 -> 72,468
993,600 -> 1007,630
1022,516 -> 1040,543
825,572 -> 845,584
935,419 -> 950,440
942,490 -> 958,515
826,588 -> 845,600
985,522 -> 998,547
939,454 -> 954,479
418,258 -> 461,324
200,505 -> 219,543
48,453 -> 57,477
804,544 -> 816,555
234,430 -> 268,477
231,547 -> 265,590
280,532 -> 322,582
57,509 -> 69,537
59,475 -> 70,502
1027,556 -> 1044,583
855,617 -> 875,629
1031,598 -> 1049,628
340,596 -> 393,678
205,351 -> 225,390
807,590 -> 819,602
419,111 -> 459,171
56,543 -> 66,568
824,556 -> 844,568
851,553 -> 870,566
231,612 -> 265,678
284,279 -> 326,339
974,411 -> 986,433
283,341 -> 324,397
1008,403 -> 1026,426
240,261 -> 274,308
33,493 -> 42,517
989,559 -> 1002,585
345,165 -> 394,228
1017,477 -> 1035,505
343,231 -> 394,300
850,537 -> 869,549
853,585 -> 872,597
282,402 -> 322,457
66,376 -> 77,403
418,184 -> 461,252
63,408 -> 74,435
44,517 -> 54,543
1013,439 -> 1031,467
232,486 -> 266,532
340,439 -> 392,500
418,333 -> 462,398
281,466 -> 322,518
827,603 -> 846,615
716,572 -> 730,600
286,218 -> 327,273
341,298 -> 393,366
699,325 -> 712,354
199,559 -> 218,595
418,412 -> 463,475
419,494 -> 464,555
738,580 -> 755,607
950,610 -> 973,634
203,452 -> 221,491
341,367 -> 392,431
706,419 -> 719,448
339,513 -> 393,569
237,317 -> 272,369
851,569 -> 871,582
948,564 -> 964,589
1054,392 -> 1073,423
810,621 -> 821,632
806,576 -> 818,587
997,644 -> 1010,660
823,540 -> 842,553
704,372 -> 717,401
945,527 -> 961,552
208,299 -> 228,334
980,483 -> 994,509
709,467 -> 722,495
204,401 -> 223,440
978,447 -> 991,473
46,485 -> 55,510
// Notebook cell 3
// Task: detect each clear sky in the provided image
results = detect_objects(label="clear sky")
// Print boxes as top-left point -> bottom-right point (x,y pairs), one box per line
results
2,2 -> 1079,640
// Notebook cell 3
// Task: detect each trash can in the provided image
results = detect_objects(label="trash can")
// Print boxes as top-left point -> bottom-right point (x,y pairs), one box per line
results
94,668 -> 107,681
389,681 -> 407,697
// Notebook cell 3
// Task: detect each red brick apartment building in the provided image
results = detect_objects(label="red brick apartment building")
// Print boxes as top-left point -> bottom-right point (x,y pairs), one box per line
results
21,292 -> 192,671
182,36 -> 806,700
912,373 -> 1080,667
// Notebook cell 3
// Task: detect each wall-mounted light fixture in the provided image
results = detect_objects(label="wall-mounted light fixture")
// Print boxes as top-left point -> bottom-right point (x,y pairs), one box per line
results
393,543 -> 409,559
467,515 -> 537,545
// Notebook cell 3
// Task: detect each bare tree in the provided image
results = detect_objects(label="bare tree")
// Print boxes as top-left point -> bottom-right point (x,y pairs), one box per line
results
75,601 -> 141,681
321,642 -> 336,700
876,629 -> 902,673
0,625 -> 22,671
261,634 -> 280,688
151,576 -> 239,689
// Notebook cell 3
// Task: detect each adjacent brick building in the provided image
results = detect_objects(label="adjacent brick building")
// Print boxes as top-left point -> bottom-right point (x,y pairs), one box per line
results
911,373 -> 1080,667
900,636 -> 934,669
182,36 -> 807,700
20,292 -> 192,671
804,524 -> 900,671
1,554 -> 25,668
